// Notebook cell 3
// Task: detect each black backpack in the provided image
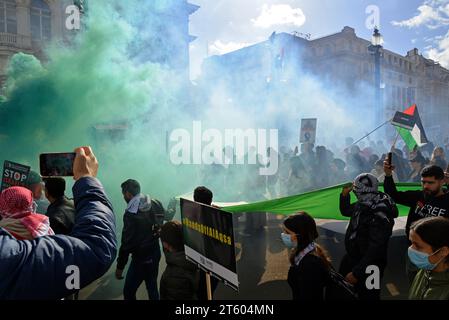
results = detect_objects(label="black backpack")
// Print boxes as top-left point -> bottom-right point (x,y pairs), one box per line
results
142,199 -> 165,240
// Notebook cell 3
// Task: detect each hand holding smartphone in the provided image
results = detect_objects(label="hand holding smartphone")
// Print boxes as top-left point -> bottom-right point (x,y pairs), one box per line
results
383,152 -> 395,177
40,152 -> 76,177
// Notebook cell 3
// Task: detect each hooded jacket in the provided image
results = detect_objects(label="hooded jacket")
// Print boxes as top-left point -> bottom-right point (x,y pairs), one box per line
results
340,192 -> 398,279
117,194 -> 165,270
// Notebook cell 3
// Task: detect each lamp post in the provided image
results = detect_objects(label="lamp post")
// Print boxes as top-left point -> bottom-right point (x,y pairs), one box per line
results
368,28 -> 384,130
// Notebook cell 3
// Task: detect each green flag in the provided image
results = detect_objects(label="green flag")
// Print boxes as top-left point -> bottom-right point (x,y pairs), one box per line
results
223,183 -> 421,220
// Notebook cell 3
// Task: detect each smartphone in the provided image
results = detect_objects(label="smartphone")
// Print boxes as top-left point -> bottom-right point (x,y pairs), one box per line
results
40,152 -> 76,177
386,152 -> 393,166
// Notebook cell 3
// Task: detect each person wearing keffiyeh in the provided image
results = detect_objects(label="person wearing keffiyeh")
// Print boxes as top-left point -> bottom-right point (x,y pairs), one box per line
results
0,146 -> 116,300
0,186 -> 54,240
339,173 -> 398,300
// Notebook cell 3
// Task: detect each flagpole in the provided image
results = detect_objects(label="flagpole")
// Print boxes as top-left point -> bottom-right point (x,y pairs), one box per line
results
391,131 -> 401,151
344,118 -> 392,151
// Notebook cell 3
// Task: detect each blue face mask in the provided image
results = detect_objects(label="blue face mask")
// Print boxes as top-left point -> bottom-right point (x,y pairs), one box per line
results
281,232 -> 298,248
408,247 -> 442,270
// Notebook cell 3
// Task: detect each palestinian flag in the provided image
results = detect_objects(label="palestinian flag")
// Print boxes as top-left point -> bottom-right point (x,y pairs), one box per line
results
395,104 -> 428,151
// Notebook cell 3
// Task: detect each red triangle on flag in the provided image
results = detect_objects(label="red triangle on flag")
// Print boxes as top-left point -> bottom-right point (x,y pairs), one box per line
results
404,104 -> 416,116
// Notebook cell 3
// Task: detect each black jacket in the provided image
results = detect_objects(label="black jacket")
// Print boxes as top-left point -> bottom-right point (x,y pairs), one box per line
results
117,196 -> 165,270
46,196 -> 76,235
384,175 -> 449,237
339,192 -> 397,279
287,253 -> 331,301
160,251 -> 199,300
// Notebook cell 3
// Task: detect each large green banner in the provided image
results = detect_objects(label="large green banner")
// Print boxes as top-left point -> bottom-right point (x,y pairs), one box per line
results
224,183 -> 421,220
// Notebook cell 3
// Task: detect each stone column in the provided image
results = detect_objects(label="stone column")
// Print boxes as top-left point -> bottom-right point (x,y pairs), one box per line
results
15,0 -> 32,48
47,0 -> 63,40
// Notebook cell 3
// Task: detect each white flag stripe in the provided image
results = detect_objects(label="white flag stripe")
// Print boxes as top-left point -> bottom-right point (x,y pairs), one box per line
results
411,124 -> 426,147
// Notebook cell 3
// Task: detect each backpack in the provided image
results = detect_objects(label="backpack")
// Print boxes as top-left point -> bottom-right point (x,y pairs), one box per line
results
325,267 -> 358,301
142,199 -> 165,240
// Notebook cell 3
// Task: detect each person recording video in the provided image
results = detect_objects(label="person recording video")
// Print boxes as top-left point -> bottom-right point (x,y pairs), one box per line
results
0,146 -> 117,300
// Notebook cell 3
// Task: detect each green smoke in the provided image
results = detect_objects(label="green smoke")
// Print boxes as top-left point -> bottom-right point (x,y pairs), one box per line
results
0,0 -> 198,210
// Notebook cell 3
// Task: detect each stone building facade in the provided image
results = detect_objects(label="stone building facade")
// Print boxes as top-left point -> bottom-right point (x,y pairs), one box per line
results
0,0 -> 71,82
304,26 -> 449,141
0,0 -> 199,84
202,26 -> 449,142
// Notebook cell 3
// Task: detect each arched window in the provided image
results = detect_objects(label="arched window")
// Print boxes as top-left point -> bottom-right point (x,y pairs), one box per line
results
31,0 -> 51,41
0,0 -> 17,34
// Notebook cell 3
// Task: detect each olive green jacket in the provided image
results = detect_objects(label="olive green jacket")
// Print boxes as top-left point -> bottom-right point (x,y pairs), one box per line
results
409,269 -> 449,300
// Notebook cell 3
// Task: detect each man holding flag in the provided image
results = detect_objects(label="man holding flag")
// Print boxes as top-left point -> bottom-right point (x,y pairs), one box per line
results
383,162 -> 449,282
377,103 -> 449,284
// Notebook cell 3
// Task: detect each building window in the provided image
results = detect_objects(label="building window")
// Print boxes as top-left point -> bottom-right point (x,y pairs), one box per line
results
31,0 -> 51,41
0,0 -> 17,34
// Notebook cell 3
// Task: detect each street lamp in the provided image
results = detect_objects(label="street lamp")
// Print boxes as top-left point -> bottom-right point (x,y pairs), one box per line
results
368,28 -> 384,130
371,28 -> 384,46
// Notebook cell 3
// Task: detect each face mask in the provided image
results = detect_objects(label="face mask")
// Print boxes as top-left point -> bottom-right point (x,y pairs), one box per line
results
281,232 -> 297,248
408,247 -> 442,270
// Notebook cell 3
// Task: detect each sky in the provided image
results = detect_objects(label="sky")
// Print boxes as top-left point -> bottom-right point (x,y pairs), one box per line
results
189,0 -> 449,80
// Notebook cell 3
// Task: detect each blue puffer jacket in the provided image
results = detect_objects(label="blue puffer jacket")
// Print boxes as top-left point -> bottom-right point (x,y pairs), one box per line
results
0,177 -> 117,300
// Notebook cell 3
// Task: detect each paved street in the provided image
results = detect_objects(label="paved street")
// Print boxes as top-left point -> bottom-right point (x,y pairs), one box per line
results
79,214 -> 410,300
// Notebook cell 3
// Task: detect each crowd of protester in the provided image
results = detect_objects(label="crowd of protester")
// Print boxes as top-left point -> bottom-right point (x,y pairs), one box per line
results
272,139 -> 448,197
1,142 -> 449,301
199,138 -> 449,205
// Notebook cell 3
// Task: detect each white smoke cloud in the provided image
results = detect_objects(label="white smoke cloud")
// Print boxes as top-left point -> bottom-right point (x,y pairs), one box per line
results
251,4 -> 306,29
